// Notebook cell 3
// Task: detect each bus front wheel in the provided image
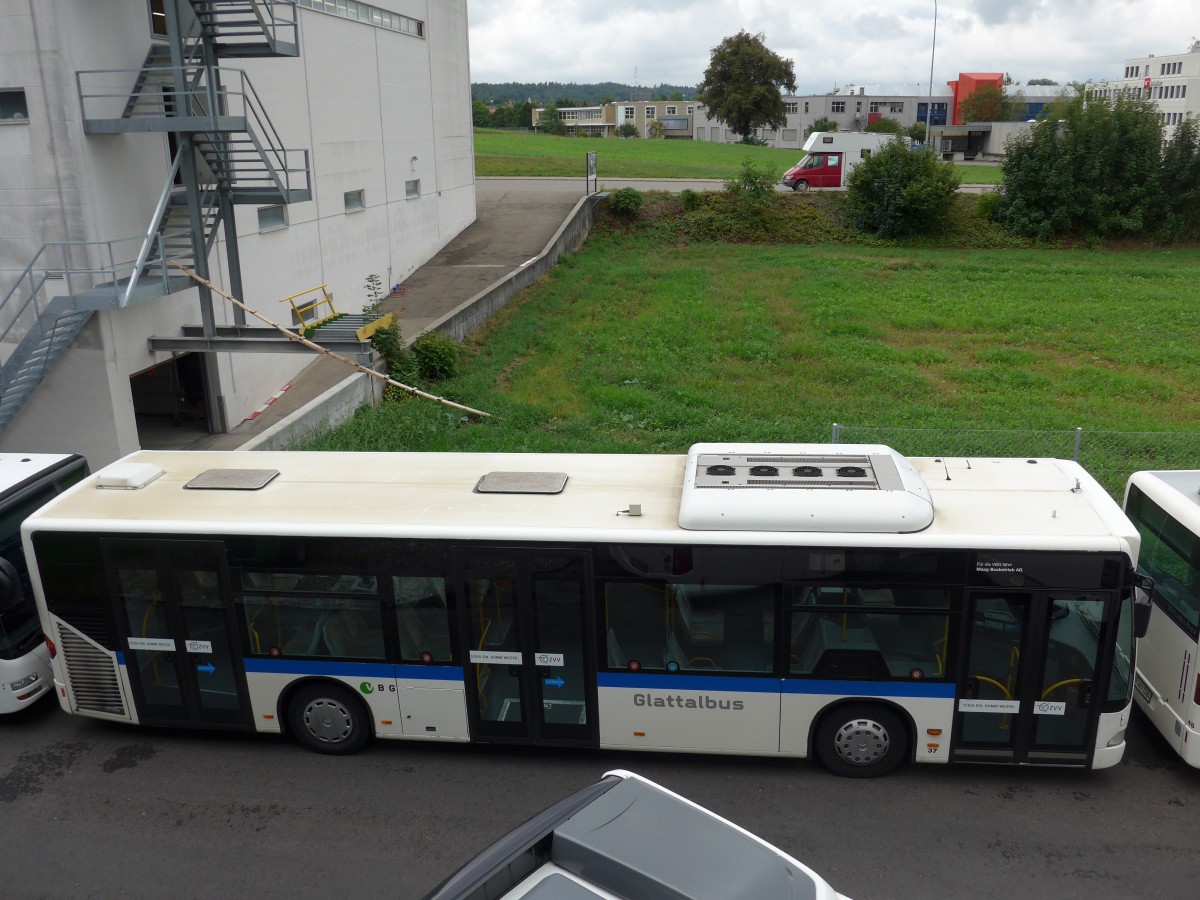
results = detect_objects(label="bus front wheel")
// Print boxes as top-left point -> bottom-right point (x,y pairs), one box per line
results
815,704 -> 907,778
288,683 -> 371,755
792,180 -> 808,192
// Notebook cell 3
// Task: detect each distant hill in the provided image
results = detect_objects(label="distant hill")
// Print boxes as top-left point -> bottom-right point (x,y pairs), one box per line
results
473,82 -> 697,106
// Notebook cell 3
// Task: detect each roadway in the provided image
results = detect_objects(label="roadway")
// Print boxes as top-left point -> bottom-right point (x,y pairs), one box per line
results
0,697 -> 1193,900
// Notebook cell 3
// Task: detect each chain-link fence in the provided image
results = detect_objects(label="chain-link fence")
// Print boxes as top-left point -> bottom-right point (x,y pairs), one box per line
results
830,424 -> 1200,500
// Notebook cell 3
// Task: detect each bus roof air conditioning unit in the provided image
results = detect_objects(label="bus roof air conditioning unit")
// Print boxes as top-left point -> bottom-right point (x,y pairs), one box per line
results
678,443 -> 934,533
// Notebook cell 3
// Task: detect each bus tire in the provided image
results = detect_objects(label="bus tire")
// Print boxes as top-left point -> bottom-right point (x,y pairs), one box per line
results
815,703 -> 907,778
287,683 -> 371,755
792,180 -> 808,192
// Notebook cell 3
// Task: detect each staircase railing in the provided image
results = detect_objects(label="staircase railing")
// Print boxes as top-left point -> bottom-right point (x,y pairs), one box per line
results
0,238 -> 147,356
193,0 -> 298,50
77,65 -> 310,197
123,152 -> 186,308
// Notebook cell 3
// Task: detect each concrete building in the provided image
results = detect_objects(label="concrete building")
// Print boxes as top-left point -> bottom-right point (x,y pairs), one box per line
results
1090,40 -> 1200,138
694,76 -> 1058,152
534,98 -> 697,139
0,0 -> 473,467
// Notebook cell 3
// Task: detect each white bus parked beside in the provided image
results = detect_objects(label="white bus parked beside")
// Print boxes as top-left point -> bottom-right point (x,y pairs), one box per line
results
26,444 -> 1146,776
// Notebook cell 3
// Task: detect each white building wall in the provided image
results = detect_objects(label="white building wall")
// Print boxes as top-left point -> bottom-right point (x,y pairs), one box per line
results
1,0 -> 475,465
1096,45 -> 1200,139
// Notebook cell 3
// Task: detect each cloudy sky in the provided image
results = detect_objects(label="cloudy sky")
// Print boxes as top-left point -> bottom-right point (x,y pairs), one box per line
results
467,0 -> 1197,94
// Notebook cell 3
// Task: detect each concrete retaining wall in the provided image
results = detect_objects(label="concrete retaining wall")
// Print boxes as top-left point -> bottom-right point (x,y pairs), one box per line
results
240,191 -> 602,450
239,372 -> 380,450
419,193 -> 603,342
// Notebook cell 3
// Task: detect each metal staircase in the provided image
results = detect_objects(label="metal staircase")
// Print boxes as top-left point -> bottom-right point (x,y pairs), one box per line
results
0,1 -> 306,432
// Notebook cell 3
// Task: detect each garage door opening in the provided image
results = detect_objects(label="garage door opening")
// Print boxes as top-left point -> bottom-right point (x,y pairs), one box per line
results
131,354 -> 210,448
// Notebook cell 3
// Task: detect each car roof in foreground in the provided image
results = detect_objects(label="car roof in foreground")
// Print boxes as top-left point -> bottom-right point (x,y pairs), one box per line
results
422,769 -> 849,900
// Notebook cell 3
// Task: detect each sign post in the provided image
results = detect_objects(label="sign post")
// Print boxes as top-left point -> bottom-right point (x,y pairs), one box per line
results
586,150 -> 597,194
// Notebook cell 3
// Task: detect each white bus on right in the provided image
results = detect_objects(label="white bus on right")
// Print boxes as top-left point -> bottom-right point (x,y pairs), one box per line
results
1124,470 -> 1200,766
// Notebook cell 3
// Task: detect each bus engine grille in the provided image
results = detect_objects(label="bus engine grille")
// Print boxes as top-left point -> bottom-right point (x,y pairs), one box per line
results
56,624 -> 127,717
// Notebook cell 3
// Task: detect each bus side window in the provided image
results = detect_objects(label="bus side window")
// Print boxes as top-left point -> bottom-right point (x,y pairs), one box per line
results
603,582 -> 670,670
394,576 -> 451,662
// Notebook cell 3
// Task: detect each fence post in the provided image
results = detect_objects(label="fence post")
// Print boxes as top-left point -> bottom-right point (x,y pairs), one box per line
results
1073,427 -> 1083,462
831,422 -> 841,443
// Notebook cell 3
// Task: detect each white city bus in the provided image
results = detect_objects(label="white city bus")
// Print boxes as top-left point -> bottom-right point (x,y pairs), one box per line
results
26,444 -> 1147,776
0,452 -> 88,713
1123,470 -> 1200,766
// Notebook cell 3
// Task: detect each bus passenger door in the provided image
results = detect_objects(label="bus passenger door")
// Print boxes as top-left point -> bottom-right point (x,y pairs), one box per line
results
105,540 -> 250,729
955,592 -> 1107,765
459,549 -> 597,747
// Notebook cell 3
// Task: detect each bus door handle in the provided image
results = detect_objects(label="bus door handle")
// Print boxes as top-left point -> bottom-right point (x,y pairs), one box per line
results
1077,680 -> 1094,709
507,665 -> 520,678
964,677 -> 979,699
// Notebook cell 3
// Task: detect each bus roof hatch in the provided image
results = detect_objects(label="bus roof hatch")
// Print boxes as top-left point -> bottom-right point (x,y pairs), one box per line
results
678,443 -> 934,533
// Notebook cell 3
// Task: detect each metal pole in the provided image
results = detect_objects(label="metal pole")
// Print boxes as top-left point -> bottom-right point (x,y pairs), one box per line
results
923,1 -> 938,151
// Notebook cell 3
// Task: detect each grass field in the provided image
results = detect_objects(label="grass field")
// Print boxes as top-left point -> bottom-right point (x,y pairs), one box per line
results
474,129 -> 1005,185
307,234 -> 1200,491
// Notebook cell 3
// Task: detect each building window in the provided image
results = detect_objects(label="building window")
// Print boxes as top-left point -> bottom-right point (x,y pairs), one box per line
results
257,205 -> 286,231
344,189 -> 365,212
666,105 -> 677,115
785,102 -> 798,114
624,106 -> 634,120
687,105 -> 694,114
804,101 -> 809,113
405,179 -> 420,199
646,106 -> 656,119
148,0 -> 168,37
295,0 -> 424,37
831,101 -> 845,113
0,88 -> 29,122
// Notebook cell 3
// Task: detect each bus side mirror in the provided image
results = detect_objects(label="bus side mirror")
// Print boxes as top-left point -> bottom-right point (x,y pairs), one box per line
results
1133,574 -> 1154,639
0,557 -> 21,611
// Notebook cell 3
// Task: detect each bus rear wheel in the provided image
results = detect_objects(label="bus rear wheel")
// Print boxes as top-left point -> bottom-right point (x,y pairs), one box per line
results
288,683 -> 371,755
815,704 -> 907,778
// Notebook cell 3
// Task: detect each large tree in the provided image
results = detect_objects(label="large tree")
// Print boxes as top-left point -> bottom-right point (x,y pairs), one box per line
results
695,31 -> 796,142
959,83 -> 1004,123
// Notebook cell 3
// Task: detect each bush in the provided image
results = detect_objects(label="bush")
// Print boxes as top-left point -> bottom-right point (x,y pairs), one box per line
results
363,274 -> 407,375
807,117 -> 838,137
609,187 -> 644,219
678,188 -> 701,211
412,331 -> 461,381
723,158 -> 778,211
994,94 -> 1174,240
615,122 -> 639,139
975,190 -> 1001,221
845,140 -> 960,237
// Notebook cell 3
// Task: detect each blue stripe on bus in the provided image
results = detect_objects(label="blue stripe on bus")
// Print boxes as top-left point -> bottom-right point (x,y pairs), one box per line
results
242,658 -> 463,680
599,672 -> 781,693
783,679 -> 956,699
599,672 -> 955,699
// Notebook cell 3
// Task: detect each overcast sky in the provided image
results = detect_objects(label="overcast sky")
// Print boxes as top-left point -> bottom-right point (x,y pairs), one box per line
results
468,0 -> 1197,95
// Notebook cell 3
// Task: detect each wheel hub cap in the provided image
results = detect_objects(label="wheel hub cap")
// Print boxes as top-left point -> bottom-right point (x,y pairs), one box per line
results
305,698 -> 352,743
833,717 -> 890,766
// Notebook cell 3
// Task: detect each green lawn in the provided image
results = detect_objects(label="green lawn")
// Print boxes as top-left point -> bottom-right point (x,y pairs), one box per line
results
308,235 -> 1200,491
474,128 -> 1003,185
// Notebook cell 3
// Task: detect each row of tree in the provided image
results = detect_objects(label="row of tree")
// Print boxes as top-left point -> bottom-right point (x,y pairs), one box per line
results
842,93 -> 1200,243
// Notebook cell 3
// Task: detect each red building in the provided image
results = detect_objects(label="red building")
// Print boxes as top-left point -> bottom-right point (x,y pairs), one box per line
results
946,72 -> 1004,125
